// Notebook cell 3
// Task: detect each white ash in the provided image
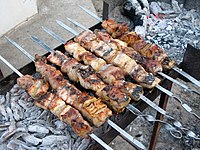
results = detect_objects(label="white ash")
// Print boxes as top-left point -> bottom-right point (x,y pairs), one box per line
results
147,0 -> 200,64
0,84 -> 90,150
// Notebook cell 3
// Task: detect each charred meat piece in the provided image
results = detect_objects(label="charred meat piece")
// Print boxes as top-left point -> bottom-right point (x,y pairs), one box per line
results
120,32 -> 143,47
75,92 -> 112,127
112,80 -> 143,101
17,75 -> 49,99
96,85 -> 131,112
101,19 -> 129,38
97,64 -> 125,84
77,65 -> 106,92
35,93 -> 93,138
47,50 -> 70,66
162,57 -> 176,70
74,30 -> 97,50
64,41 -> 106,71
57,82 -> 82,105
82,52 -> 107,71
65,41 -> 89,61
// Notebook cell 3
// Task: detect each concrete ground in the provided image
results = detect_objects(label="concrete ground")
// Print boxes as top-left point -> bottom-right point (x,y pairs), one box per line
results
0,0 -> 99,77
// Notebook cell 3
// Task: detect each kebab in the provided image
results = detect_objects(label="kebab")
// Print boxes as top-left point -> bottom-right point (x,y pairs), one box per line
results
78,5 -> 200,88
4,39 -> 148,149
0,55 -> 94,139
52,21 -> 200,119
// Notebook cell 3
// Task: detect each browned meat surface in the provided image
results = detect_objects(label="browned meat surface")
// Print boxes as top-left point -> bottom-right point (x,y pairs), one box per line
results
97,64 -> 125,84
96,85 -> 131,112
101,19 -> 129,38
65,41 -> 106,71
17,75 -> 49,99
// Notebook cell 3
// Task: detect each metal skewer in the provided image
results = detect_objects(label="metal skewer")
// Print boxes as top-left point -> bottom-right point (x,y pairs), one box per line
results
6,37 -> 147,150
0,54 -> 114,150
55,21 -> 200,120
66,17 -> 200,96
78,5 -> 200,88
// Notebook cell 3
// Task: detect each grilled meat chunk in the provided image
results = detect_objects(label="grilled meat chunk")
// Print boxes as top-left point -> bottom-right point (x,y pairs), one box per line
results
17,75 -> 49,99
77,66 -> 106,92
101,19 -> 129,38
112,80 -> 143,101
74,30 -> 97,50
96,85 -> 131,112
97,64 -> 125,84
65,41 -> 106,71
75,92 -> 112,127
64,40 -> 89,61
35,93 -> 93,138
47,51 -> 81,82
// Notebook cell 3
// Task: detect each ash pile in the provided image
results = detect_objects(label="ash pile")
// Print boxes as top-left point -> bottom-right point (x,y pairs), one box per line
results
109,0 -> 200,64
0,85 -> 90,150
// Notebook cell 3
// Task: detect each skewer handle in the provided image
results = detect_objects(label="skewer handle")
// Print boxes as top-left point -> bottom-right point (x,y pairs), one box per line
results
0,55 -> 23,77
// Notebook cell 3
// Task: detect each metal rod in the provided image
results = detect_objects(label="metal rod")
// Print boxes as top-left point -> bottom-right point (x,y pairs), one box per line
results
31,36 -> 54,53
56,20 -> 79,36
173,67 -> 200,88
67,17 -> 200,95
157,72 -> 199,95
0,55 -> 23,77
78,5 -> 200,88
30,36 -> 147,149
1,43 -> 115,150
5,37 -> 35,62
78,5 -> 103,22
42,26 -> 66,44
107,119 -> 147,150
89,134 -> 114,150
67,18 -> 89,31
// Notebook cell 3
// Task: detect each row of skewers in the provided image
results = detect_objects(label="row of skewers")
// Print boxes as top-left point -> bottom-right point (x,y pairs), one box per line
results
1,7 -> 200,149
